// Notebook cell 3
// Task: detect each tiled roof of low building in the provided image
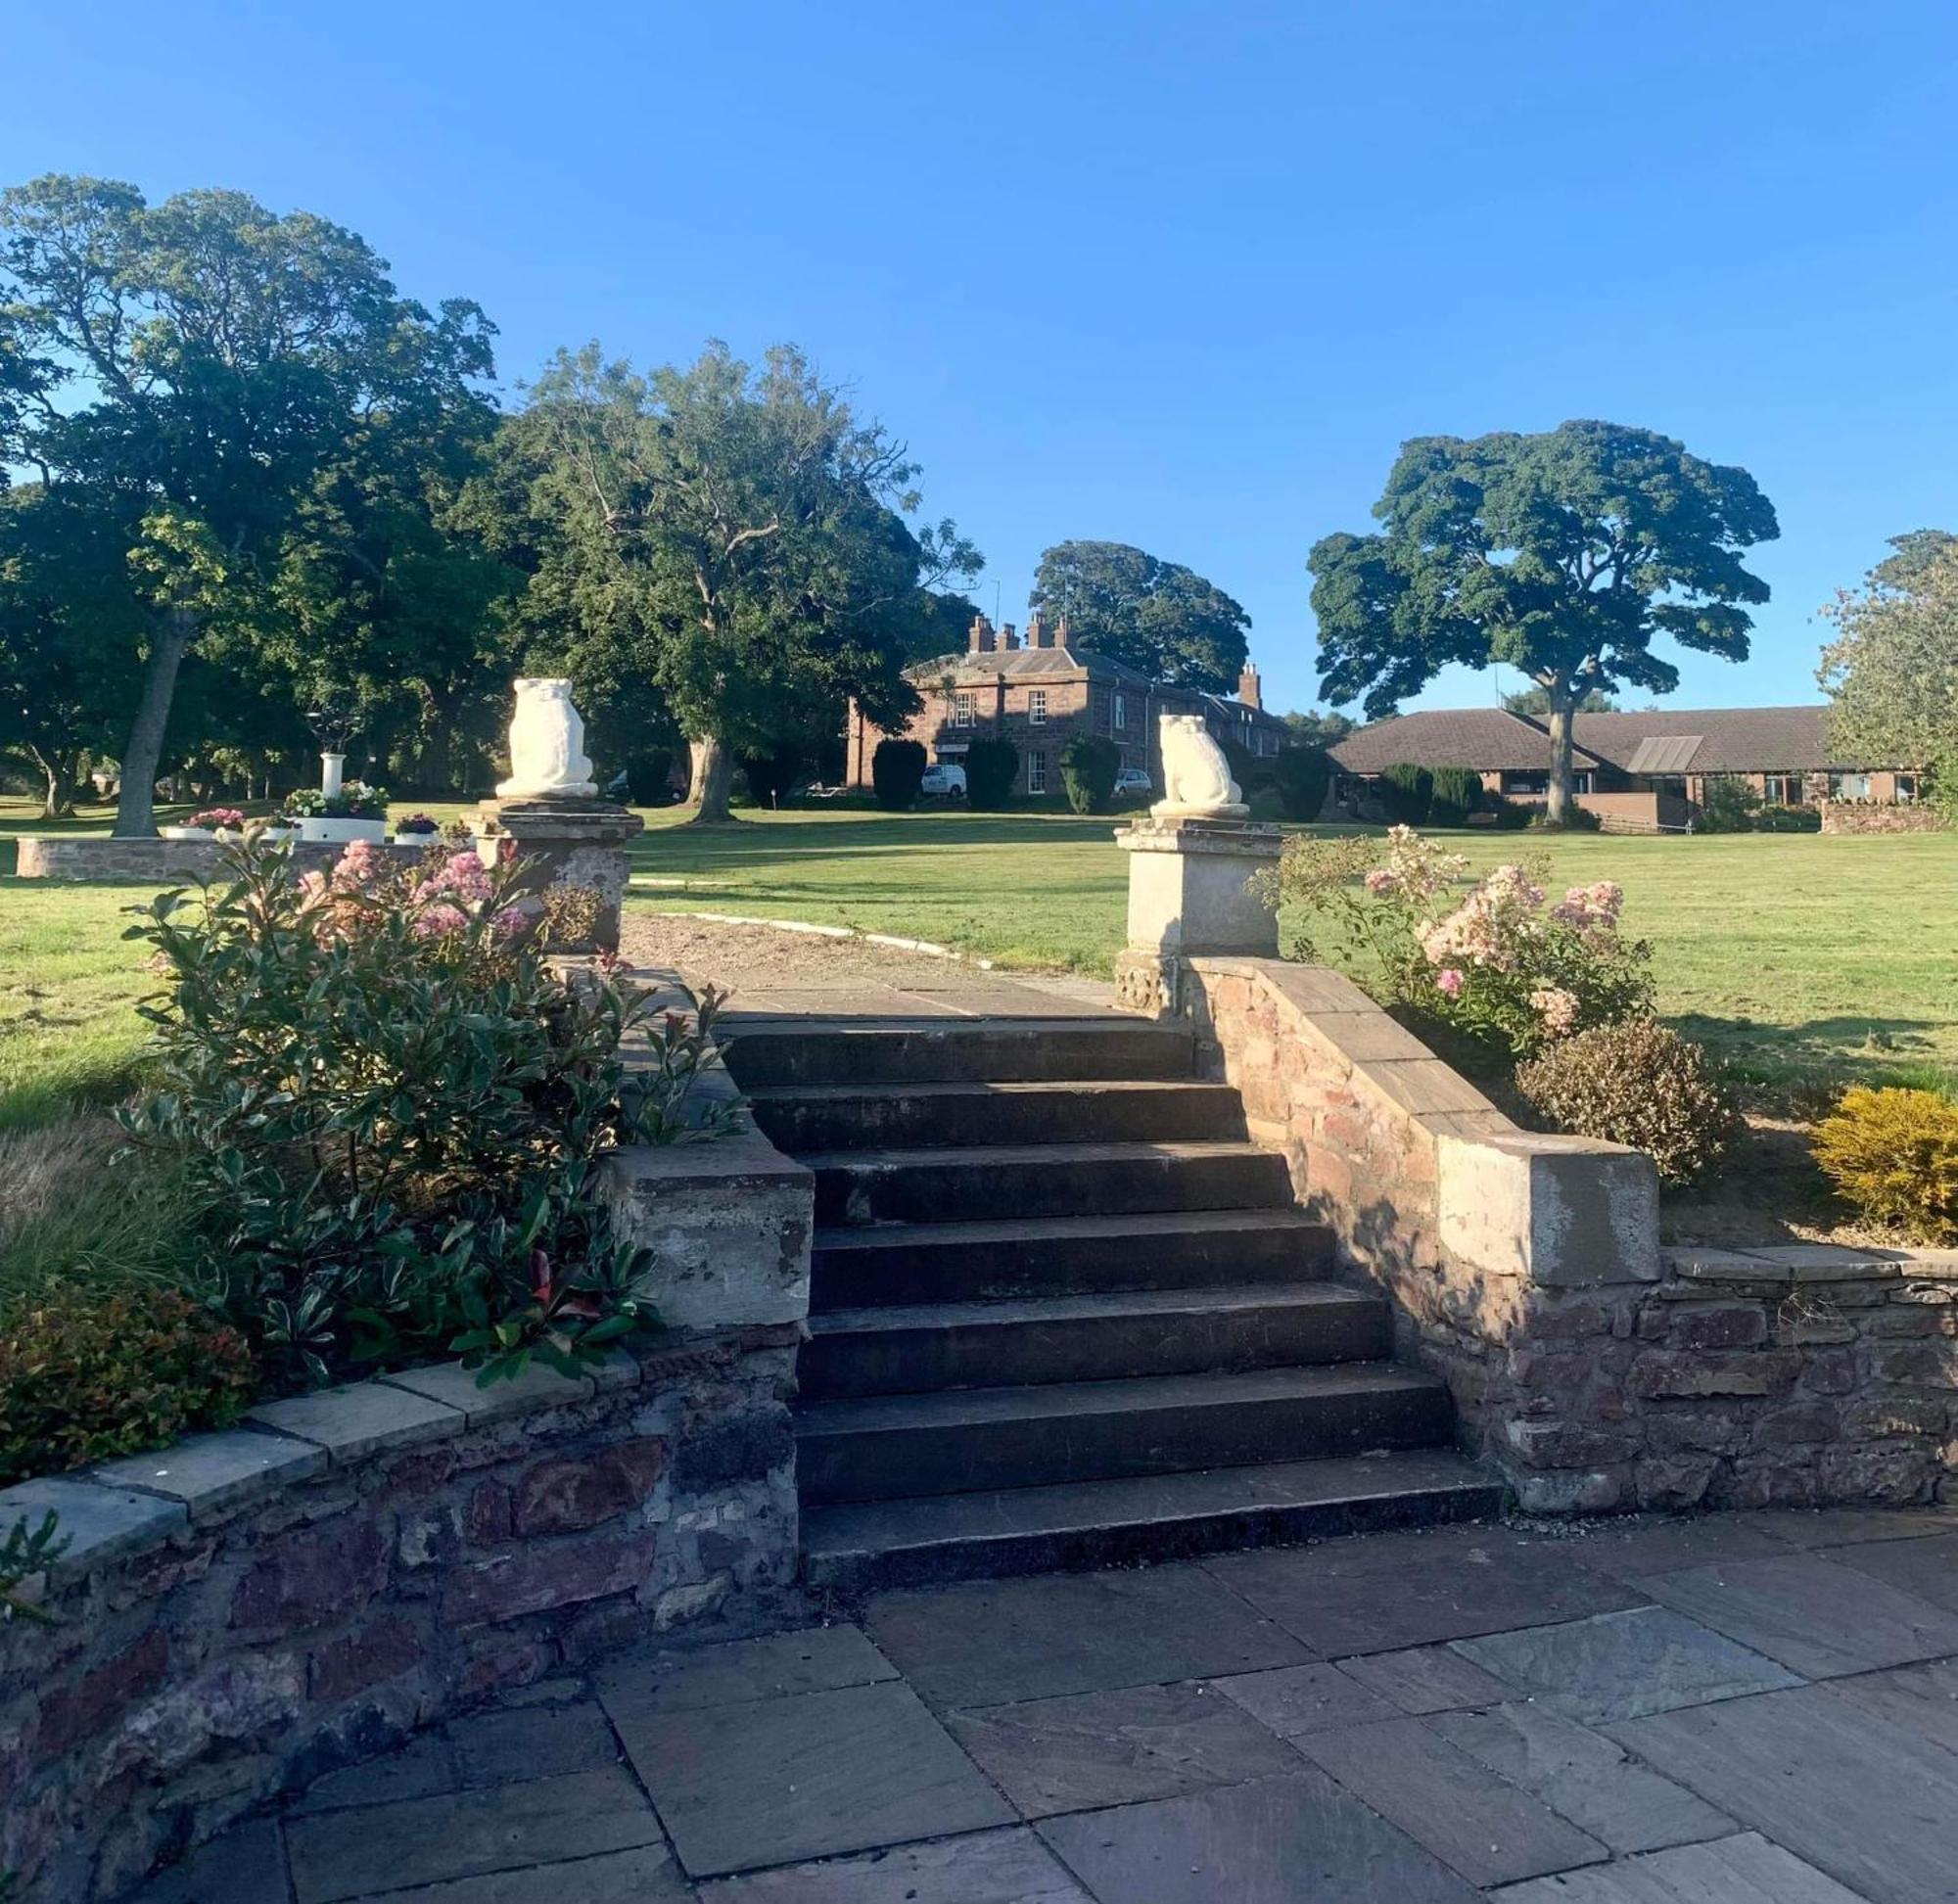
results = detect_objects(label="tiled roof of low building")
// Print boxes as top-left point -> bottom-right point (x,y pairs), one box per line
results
908,644 -> 1155,686
1329,709 -> 1596,772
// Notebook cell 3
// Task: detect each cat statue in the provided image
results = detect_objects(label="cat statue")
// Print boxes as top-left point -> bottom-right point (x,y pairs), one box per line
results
1153,713 -> 1247,817
496,677 -> 598,799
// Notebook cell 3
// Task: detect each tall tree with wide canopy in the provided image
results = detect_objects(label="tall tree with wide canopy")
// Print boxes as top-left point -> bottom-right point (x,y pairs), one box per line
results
1819,532 -> 1958,777
524,341 -> 979,823
0,175 -> 496,833
1310,421 -> 1779,820
1028,540 -> 1250,691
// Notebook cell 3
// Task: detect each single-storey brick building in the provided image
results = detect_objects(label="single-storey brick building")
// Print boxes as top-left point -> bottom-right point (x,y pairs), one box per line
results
844,612 -> 1288,796
1330,706 -> 1917,830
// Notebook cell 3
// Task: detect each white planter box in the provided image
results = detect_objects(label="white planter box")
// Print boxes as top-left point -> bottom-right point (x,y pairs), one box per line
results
158,826 -> 214,843
254,825 -> 300,845
297,817 -> 388,845
392,833 -> 439,849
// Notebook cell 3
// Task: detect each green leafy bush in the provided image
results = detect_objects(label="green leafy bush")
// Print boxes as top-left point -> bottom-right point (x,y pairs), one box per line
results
1484,792 -> 1532,829
1220,737 -> 1271,800
871,739 -> 926,810
1812,1087 -> 1958,1240
118,840 -> 726,1390
1058,735 -> 1119,814
624,749 -> 675,805
1753,804 -> 1822,833
0,1284 -> 256,1484
1271,747 -> 1331,821
1527,803 -> 1601,831
1515,1019 -> 1741,1186
738,745 -> 806,808
1377,764 -> 1433,825
965,738 -> 1021,810
1696,776 -> 1762,833
1427,766 -> 1483,827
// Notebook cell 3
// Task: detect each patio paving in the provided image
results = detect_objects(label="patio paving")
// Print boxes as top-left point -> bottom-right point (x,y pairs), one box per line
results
131,1506 -> 1958,1903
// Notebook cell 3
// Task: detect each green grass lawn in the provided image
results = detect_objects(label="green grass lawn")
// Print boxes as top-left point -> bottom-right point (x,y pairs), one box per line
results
3,798 -> 1953,1128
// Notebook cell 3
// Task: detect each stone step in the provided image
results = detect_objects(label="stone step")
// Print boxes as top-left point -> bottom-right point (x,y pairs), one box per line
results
806,1140 -> 1295,1228
802,1450 -> 1502,1593
800,1284 -> 1391,1399
810,1209 -> 1334,1311
795,1364 -> 1456,1505
723,1017 -> 1196,1088
746,1078 -> 1246,1152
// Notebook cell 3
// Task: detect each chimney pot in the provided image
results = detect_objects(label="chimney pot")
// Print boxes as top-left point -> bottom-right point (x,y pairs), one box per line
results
969,614 -> 994,655
1028,610 -> 1049,649
1237,662 -> 1262,711
1002,623 -> 1018,650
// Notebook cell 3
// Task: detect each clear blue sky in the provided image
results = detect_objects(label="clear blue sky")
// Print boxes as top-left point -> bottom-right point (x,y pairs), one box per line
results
9,1 -> 1955,718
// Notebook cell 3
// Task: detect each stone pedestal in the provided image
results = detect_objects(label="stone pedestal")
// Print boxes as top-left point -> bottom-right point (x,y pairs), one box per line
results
1112,814 -> 1283,1014
475,797 -> 645,954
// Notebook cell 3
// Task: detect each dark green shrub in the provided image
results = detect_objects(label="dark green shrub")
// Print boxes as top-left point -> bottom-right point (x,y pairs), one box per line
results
624,749 -> 674,805
1485,792 -> 1532,830
1059,735 -> 1120,814
1272,747 -> 1331,821
1697,776 -> 1763,833
1427,766 -> 1484,827
1220,737 -> 1272,799
1754,804 -> 1822,833
738,745 -> 806,808
0,1284 -> 256,1484
1377,763 -> 1433,825
118,840 -> 734,1391
1527,803 -> 1602,831
1515,1019 -> 1741,1186
965,739 -> 1021,810
1813,1087 -> 1958,1240
872,739 -> 926,810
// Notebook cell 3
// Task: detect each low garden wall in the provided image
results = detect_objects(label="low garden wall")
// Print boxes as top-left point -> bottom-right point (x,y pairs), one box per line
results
1817,801 -> 1943,835
15,836 -> 434,880
0,1087 -> 812,1903
1182,956 -> 1958,1515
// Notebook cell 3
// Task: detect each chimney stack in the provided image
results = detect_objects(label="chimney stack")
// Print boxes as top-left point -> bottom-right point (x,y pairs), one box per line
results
1028,610 -> 1050,649
1001,623 -> 1019,651
968,614 -> 994,655
1055,612 -> 1072,649
1237,662 -> 1262,710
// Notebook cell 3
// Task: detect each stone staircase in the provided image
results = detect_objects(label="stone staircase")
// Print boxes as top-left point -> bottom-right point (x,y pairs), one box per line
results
728,1013 -> 1499,1594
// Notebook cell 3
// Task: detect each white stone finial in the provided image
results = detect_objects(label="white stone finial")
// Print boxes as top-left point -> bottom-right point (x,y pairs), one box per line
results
1151,713 -> 1246,817
496,677 -> 598,800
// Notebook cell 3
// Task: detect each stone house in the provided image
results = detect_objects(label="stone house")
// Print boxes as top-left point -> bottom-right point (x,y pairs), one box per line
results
1330,705 -> 1918,830
844,613 -> 1288,797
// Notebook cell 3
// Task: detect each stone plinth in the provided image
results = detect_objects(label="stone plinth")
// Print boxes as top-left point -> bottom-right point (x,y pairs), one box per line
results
1112,814 -> 1282,1015
476,797 -> 644,953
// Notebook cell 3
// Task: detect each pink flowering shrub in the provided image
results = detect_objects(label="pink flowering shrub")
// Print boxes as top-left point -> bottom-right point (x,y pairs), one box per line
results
186,808 -> 246,832
1267,826 -> 1654,1061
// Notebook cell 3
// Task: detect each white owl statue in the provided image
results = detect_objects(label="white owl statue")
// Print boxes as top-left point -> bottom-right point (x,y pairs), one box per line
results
496,677 -> 598,800
1152,714 -> 1247,817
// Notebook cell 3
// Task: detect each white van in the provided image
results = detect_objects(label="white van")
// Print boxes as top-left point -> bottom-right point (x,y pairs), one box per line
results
920,763 -> 967,798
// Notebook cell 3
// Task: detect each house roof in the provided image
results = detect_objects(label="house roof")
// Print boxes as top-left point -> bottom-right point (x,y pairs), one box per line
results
909,643 -> 1155,687
1331,705 -> 1892,776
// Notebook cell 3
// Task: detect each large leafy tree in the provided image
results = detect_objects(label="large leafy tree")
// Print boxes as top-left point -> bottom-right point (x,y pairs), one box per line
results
524,341 -> 979,823
1310,421 -> 1779,820
1819,533 -> 1958,778
1028,540 -> 1249,691
0,175 -> 496,833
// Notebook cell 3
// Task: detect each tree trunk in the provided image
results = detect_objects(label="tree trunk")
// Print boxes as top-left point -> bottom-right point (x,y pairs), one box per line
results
685,734 -> 736,824
1544,684 -> 1575,825
113,606 -> 197,838
27,745 -> 80,820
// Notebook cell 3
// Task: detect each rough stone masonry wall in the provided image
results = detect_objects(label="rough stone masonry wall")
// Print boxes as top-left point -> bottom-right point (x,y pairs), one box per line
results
1181,956 -> 1958,1516
1817,801 -> 1945,835
15,836 -> 434,880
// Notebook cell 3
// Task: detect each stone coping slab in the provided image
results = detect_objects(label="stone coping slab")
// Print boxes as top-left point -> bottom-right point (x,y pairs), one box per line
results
1665,1243 -> 1958,1283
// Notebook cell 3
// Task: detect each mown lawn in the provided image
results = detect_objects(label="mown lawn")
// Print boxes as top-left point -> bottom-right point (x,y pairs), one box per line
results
3,799 -> 1953,1127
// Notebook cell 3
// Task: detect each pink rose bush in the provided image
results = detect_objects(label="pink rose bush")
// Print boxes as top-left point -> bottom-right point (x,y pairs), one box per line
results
1267,826 -> 1654,1061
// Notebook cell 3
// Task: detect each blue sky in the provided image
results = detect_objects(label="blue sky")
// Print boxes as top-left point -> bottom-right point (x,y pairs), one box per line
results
9,1 -> 1955,718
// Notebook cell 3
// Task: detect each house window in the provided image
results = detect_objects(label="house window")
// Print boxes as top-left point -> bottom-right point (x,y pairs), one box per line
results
1898,774 -> 1919,803
1832,771 -> 1872,801
1763,773 -> 1802,806
1028,689 -> 1048,725
1027,750 -> 1049,794
1502,771 -> 1549,797
1113,693 -> 1127,730
1572,770 -> 1595,795
953,691 -> 975,728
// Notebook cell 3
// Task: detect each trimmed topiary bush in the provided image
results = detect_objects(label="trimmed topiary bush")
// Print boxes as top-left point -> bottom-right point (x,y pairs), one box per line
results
1515,1018 -> 1741,1186
1059,735 -> 1120,814
1812,1087 -> 1958,1240
871,739 -> 927,810
965,738 -> 1021,810
1377,763 -> 1433,825
1427,766 -> 1483,827
1272,746 -> 1331,821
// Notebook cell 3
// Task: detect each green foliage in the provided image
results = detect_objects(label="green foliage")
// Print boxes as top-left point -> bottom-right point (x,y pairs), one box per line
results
965,738 -> 1021,811
1029,540 -> 1250,692
1058,735 -> 1119,814
1754,804 -> 1822,833
1271,747 -> 1331,821
1820,537 -> 1958,777
624,749 -> 675,805
1515,1019 -> 1741,1186
871,739 -> 926,811
1502,685 -> 1619,717
117,839 -> 728,1389
1427,766 -> 1484,827
1484,792 -> 1533,829
1696,776 -> 1762,833
738,744 -> 807,808
1282,708 -> 1354,747
1,1508 -> 71,1624
1377,763 -> 1433,825
1527,804 -> 1601,832
1813,1086 -> 1958,1240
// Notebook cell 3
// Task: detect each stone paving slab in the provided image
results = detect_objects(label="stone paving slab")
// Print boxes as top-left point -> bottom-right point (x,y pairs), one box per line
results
128,1819 -> 288,1903
1822,1656 -> 1958,1754
356,1845 -> 693,1902
1336,1643 -> 1513,1714
1491,1830 -> 1868,1903
697,1827 -> 1094,1902
1207,1659 -> 1404,1736
445,1699 -> 625,1788
285,1731 -> 461,1815
1454,1607 -> 1801,1724
1827,1531 -> 1958,1613
594,1624 -> 895,1716
1610,1685 -> 1958,1904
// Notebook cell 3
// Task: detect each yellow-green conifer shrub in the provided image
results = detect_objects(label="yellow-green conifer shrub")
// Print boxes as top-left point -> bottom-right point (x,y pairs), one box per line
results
1812,1087 -> 1958,1241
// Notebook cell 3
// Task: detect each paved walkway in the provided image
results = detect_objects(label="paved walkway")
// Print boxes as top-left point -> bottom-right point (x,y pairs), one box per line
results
138,1505 -> 1958,1903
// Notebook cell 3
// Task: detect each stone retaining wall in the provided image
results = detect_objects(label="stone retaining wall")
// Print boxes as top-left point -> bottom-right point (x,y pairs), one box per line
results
1817,802 -> 1944,835
1180,956 -> 1957,1516
14,836 -> 435,880
0,1041 -> 812,1904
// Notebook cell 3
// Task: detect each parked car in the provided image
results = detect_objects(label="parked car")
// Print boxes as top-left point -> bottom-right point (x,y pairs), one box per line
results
919,763 -> 967,799
1114,766 -> 1154,799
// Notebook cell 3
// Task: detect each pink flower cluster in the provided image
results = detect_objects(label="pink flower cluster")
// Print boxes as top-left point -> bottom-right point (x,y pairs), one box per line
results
1551,881 -> 1624,932
1528,986 -> 1581,1035
1418,862 -> 1542,975
408,850 -> 492,938
189,808 -> 246,830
